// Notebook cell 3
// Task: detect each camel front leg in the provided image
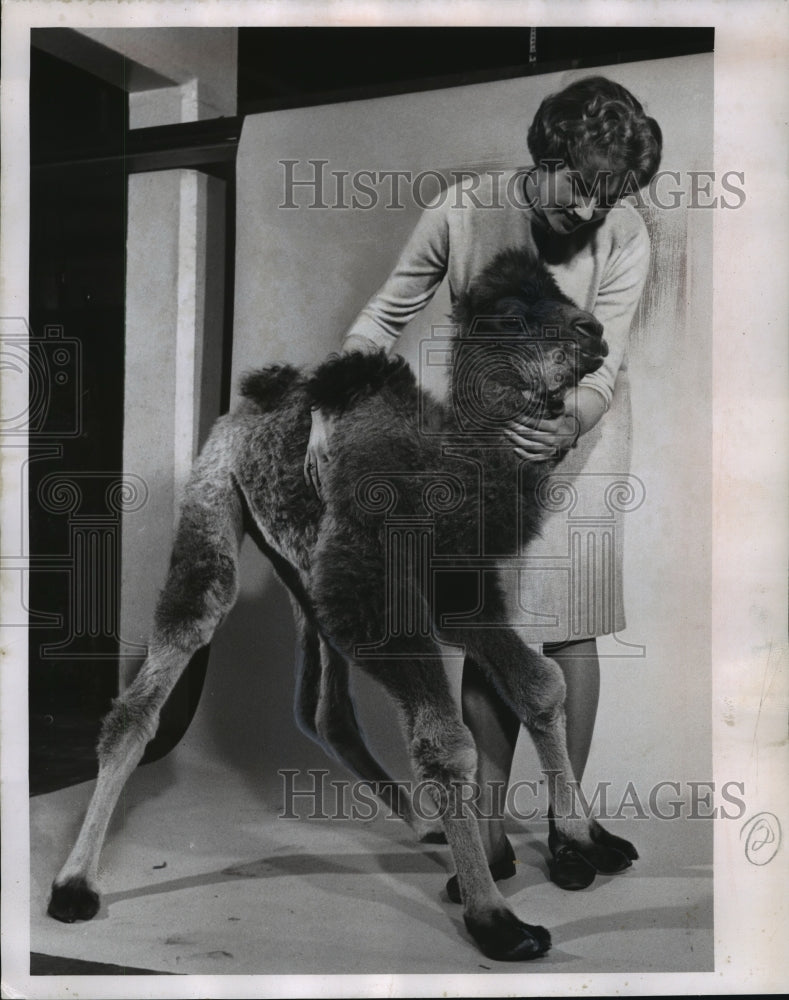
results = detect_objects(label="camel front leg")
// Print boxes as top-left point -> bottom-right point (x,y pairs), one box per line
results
311,537 -> 547,958
462,627 -> 635,876
356,654 -> 551,961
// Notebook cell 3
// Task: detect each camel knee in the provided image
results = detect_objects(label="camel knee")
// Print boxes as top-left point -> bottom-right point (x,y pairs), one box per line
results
153,548 -> 238,651
523,656 -> 567,729
97,682 -> 162,760
410,722 -> 478,788
537,656 -> 567,711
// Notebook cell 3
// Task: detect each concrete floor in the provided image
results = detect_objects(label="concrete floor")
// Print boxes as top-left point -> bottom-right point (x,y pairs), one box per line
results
31,739 -> 713,977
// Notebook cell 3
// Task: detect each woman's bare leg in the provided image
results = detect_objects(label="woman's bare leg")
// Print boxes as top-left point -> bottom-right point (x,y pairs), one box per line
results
543,638 -> 599,782
544,638 -> 637,886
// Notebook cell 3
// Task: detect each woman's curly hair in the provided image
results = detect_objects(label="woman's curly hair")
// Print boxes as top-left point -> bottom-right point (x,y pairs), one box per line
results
527,76 -> 662,198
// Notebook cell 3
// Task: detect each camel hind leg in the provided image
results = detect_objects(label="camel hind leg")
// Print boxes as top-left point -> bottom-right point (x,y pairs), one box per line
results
293,605 -> 443,840
48,432 -> 245,923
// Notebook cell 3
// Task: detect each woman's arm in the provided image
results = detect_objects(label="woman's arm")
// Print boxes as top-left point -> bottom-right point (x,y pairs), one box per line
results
305,198 -> 451,496
574,209 -> 651,410
340,199 -> 450,353
507,207 -> 651,459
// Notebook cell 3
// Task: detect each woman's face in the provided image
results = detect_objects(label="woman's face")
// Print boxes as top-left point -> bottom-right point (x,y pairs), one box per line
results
528,162 -> 613,235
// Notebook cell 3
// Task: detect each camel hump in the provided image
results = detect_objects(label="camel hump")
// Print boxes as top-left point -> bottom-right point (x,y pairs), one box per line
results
239,364 -> 305,411
307,350 -> 417,415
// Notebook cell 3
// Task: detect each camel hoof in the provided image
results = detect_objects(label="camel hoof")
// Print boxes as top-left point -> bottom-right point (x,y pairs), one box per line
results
548,844 -> 597,891
464,908 -> 551,962
48,878 -> 100,923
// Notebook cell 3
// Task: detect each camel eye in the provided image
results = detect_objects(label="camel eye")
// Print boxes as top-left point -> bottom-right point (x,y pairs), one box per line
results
552,350 -> 566,365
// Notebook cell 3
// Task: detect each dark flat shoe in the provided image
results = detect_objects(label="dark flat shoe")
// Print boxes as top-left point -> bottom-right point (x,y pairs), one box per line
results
547,843 -> 596,891
446,836 -> 517,904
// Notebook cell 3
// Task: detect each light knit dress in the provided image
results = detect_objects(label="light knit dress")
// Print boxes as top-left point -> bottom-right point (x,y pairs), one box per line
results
343,170 -> 651,645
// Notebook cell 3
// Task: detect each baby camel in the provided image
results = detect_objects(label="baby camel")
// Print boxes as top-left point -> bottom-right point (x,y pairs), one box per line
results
48,246 -> 636,961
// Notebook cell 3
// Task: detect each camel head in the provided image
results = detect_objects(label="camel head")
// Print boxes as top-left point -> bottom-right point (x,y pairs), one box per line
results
450,247 -> 607,433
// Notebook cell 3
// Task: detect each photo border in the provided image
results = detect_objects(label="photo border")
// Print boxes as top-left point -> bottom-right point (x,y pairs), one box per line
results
2,2 -> 786,996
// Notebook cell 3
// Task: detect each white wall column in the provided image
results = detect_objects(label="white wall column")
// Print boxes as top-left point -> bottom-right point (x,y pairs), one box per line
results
120,168 -> 225,686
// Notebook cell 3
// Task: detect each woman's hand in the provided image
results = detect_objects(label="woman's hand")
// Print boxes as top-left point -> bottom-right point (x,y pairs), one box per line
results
504,411 -> 581,462
305,336 -> 380,499
304,408 -> 333,499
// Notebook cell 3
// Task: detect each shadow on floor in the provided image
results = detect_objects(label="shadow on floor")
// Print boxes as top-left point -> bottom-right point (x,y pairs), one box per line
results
30,952 -> 169,975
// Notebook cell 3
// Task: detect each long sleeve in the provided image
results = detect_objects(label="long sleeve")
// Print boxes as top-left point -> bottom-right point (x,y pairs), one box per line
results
343,200 -> 450,353
579,209 -> 651,409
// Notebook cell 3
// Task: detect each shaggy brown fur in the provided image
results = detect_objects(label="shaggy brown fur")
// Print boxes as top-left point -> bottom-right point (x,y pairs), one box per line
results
48,246 -> 635,962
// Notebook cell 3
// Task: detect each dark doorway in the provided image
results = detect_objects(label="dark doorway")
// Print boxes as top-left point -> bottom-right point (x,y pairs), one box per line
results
28,47 -> 129,794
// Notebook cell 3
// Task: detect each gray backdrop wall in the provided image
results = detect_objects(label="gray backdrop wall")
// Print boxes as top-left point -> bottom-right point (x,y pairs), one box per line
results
198,53 -> 714,807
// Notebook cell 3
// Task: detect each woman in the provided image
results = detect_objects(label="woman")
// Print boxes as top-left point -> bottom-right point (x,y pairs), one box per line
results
304,76 -> 662,890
